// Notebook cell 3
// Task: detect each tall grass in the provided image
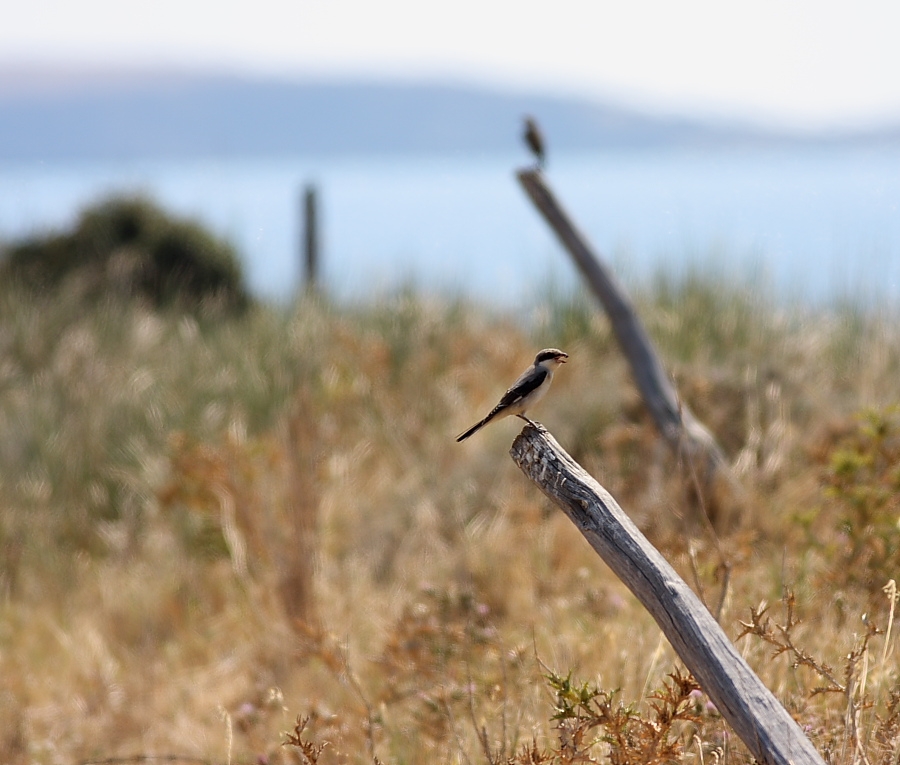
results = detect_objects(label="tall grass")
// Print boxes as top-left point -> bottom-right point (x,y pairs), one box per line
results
1,278 -> 900,764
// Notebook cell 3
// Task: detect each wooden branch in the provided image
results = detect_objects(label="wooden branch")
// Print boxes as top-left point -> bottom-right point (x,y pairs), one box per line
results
510,425 -> 823,765
517,169 -> 727,475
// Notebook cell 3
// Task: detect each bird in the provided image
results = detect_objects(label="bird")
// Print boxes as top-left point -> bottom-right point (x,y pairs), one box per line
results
456,348 -> 568,442
523,116 -> 546,169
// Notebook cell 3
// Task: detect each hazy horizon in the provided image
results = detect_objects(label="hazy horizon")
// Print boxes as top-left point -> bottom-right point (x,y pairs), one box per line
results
3,1 -> 900,131
3,65 -> 899,138
2,72 -> 898,168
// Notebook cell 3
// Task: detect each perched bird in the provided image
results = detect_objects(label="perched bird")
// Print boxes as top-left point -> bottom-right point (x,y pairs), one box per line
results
456,348 -> 568,442
523,116 -> 546,169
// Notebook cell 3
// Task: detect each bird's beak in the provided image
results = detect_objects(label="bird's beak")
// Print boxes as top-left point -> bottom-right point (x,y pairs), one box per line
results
558,355 -> 568,363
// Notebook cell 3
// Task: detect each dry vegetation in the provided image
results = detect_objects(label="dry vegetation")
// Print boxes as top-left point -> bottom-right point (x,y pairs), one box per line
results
1,274 -> 900,765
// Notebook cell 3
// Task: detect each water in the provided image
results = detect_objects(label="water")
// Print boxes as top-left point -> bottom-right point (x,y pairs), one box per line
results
1,145 -> 899,306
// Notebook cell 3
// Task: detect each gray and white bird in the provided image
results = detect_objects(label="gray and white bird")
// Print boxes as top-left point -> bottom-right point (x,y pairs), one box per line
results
456,348 -> 568,442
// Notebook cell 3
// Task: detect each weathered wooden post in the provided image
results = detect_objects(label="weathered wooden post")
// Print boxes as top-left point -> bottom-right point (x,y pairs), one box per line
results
302,184 -> 319,291
510,424 -> 824,765
517,166 -> 747,533
517,168 -> 727,477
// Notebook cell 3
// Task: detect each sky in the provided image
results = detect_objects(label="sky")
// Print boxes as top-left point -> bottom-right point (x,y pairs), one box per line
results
3,0 -> 900,130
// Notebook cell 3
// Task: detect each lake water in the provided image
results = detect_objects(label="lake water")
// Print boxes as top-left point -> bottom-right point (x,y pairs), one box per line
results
1,145 -> 899,306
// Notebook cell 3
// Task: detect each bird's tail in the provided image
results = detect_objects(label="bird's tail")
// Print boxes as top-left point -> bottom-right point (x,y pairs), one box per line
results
455,413 -> 494,442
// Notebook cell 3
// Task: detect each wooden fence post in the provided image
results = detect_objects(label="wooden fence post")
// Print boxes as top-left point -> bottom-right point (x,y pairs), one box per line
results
516,169 -> 729,481
302,184 -> 319,291
509,424 -> 824,765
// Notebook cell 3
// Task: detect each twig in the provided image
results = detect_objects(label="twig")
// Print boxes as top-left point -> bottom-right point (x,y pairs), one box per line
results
466,661 -> 499,765
337,641 -> 379,761
882,580 -> 897,667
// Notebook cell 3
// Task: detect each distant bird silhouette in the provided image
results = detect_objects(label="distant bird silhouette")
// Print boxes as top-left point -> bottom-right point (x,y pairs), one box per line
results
523,116 -> 546,169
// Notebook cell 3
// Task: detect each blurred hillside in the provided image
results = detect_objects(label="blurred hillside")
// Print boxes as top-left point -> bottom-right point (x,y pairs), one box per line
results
2,68 -> 899,162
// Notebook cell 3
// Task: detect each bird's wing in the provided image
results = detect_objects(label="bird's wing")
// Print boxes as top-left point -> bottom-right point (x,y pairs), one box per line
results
496,366 -> 548,409
457,365 -> 548,441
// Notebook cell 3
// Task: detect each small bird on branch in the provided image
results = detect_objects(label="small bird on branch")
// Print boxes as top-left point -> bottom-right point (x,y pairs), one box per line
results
456,348 -> 568,441
523,116 -> 547,169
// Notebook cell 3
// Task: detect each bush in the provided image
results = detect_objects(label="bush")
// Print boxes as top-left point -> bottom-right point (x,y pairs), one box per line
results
0,195 -> 250,314
820,407 -> 900,598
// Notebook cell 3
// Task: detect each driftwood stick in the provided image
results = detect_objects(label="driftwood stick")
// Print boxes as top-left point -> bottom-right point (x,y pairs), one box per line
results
510,425 -> 823,765
517,168 -> 727,475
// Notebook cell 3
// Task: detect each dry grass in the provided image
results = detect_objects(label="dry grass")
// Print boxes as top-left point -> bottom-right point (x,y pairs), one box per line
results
1,277 -> 900,765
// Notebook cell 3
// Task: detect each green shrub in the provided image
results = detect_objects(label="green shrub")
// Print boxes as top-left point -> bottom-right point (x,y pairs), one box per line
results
0,195 -> 250,314
821,407 -> 900,597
